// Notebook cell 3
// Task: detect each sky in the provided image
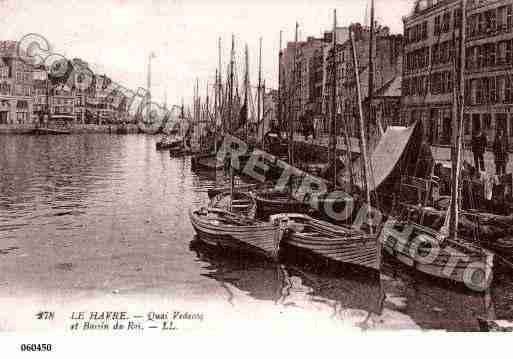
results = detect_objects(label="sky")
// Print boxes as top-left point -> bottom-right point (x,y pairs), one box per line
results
0,0 -> 414,108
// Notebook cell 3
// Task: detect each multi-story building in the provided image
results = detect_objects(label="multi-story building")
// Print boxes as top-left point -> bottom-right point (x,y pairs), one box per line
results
33,69 -> 49,120
279,28 -> 348,132
0,41 -> 34,125
325,24 -> 403,138
403,0 -> 513,146
296,36 -> 324,119
402,0 -> 464,145
51,83 -> 76,122
464,0 -> 513,144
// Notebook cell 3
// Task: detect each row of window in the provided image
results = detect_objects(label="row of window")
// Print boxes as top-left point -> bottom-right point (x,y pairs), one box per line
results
404,40 -> 458,72
403,71 -> 454,96
467,4 -> 513,39
404,47 -> 430,71
434,9 -> 462,36
53,106 -> 73,114
15,71 -> 32,83
407,5 -> 513,45
465,76 -> 513,105
405,21 -> 428,44
466,39 -> 513,70
405,8 -> 462,45
14,85 -> 31,97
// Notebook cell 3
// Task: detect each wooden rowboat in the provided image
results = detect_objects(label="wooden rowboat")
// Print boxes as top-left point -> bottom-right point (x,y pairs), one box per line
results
209,191 -> 255,216
189,207 -> 285,260
191,153 -> 224,171
32,127 -> 71,135
380,221 -> 494,292
253,190 -> 312,220
156,137 -> 182,151
271,213 -> 379,270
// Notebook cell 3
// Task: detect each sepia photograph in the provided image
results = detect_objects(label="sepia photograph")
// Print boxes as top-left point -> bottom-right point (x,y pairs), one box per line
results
1,0 -> 513,355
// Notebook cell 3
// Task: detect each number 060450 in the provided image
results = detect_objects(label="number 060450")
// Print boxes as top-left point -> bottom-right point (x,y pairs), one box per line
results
20,344 -> 52,352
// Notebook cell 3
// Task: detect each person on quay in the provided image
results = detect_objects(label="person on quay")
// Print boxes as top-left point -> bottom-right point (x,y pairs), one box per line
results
493,130 -> 509,176
471,129 -> 487,172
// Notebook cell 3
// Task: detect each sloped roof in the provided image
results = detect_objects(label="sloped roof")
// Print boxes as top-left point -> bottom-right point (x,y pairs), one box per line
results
374,76 -> 402,98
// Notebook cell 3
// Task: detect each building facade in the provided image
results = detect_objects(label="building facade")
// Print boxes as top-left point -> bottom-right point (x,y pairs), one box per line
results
402,0 -> 513,147
326,24 -> 403,138
0,41 -> 34,125
401,0 -> 463,145
464,0 -> 513,145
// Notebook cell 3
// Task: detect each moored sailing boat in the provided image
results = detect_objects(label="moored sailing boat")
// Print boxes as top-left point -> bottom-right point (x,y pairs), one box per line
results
273,212 -> 379,270
253,24 -> 311,218
271,14 -> 381,272
380,0 -> 494,291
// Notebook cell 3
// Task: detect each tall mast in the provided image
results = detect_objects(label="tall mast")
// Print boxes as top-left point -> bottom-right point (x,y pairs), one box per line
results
258,37 -> 263,146
262,80 -> 266,143
350,24 -> 372,228
278,30 -> 283,134
244,43 -> 249,141
195,78 -> 199,146
229,34 -> 235,134
218,37 -> 224,135
330,9 -> 338,188
289,22 -> 299,167
367,0 -> 383,140
229,35 -> 236,209
146,52 -> 153,122
449,0 -> 467,240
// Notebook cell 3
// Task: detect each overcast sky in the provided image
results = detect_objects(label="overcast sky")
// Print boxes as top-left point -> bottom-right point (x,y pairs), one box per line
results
1,0 -> 413,107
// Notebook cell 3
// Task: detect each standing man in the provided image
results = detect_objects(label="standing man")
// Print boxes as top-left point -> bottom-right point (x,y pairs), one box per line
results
471,128 -> 487,172
493,131 -> 509,175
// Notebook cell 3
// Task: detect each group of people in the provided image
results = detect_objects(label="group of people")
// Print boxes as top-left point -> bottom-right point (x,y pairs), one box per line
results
471,129 -> 510,176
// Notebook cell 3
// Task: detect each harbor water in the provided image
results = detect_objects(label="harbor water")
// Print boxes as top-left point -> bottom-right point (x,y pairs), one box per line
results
1,134 -> 511,332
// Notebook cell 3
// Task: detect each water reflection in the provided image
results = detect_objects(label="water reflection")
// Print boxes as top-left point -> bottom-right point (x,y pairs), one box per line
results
190,238 -> 286,302
0,134 -> 509,331
190,237 -> 405,330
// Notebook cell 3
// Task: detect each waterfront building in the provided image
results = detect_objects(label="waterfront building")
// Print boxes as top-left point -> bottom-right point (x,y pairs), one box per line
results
402,0 -> 513,146
263,89 -> 279,131
402,0 -> 464,145
279,28 -> 348,133
51,83 -> 76,123
297,36 -> 324,121
33,69 -> 49,121
0,41 -> 34,125
464,0 -> 513,145
325,24 -> 403,139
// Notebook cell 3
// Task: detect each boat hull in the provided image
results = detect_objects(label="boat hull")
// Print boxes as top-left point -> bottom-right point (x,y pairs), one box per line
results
189,208 -> 284,260
191,153 -> 223,171
32,128 -> 71,135
380,221 -> 494,292
253,191 -> 311,220
156,140 -> 182,151
272,213 -> 380,270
